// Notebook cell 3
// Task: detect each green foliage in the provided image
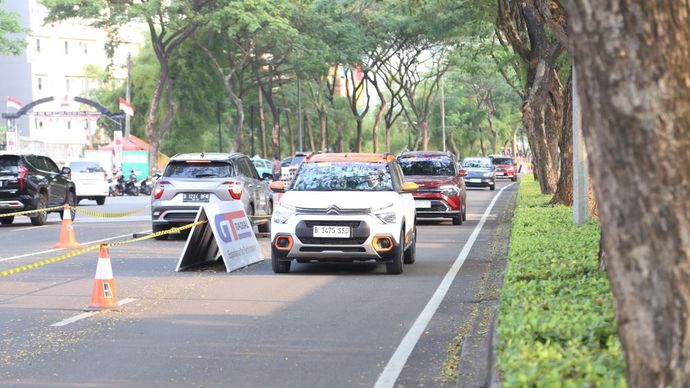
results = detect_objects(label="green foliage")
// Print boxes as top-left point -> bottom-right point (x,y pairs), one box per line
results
0,0 -> 25,55
497,180 -> 626,386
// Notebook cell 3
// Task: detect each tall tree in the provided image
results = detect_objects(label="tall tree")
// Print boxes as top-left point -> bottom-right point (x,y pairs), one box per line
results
567,1 -> 690,385
0,1 -> 25,56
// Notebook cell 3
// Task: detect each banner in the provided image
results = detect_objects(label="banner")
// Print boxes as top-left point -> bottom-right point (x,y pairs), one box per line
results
5,132 -> 17,151
177,202 -> 262,272
113,130 -> 123,171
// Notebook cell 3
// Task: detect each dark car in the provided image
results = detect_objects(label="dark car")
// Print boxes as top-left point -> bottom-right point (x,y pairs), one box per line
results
461,157 -> 496,190
490,155 -> 518,182
0,152 -> 76,225
398,151 -> 467,225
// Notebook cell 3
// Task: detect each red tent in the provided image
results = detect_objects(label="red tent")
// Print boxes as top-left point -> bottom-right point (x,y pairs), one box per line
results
100,134 -> 149,151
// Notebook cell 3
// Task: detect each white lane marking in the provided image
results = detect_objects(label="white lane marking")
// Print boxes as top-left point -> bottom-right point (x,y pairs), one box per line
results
0,229 -> 152,263
10,225 -> 49,233
50,298 -> 137,327
374,182 -> 516,388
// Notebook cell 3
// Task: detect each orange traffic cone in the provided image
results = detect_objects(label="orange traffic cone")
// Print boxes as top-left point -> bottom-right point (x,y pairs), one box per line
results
53,205 -> 80,249
86,244 -> 120,311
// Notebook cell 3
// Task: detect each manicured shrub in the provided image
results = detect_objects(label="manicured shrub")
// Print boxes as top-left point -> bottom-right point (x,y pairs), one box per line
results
497,179 -> 626,386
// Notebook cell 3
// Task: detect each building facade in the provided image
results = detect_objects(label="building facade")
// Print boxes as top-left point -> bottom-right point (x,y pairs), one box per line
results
0,0 -> 144,159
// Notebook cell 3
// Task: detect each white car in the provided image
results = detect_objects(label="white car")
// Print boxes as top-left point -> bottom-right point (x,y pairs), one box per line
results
269,153 -> 419,274
66,160 -> 109,205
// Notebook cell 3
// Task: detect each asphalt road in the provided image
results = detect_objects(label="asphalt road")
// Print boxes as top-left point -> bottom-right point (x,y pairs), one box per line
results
0,181 -> 518,388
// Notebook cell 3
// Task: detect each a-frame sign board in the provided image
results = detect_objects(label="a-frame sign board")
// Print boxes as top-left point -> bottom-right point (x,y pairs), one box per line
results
176,202 -> 263,272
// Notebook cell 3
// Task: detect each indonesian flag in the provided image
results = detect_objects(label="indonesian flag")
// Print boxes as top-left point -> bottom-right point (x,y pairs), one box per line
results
119,97 -> 135,116
6,96 -> 22,110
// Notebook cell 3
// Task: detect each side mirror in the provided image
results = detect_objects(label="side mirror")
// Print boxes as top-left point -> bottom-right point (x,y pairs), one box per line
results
61,167 -> 71,175
269,181 -> 286,192
458,169 -> 468,177
401,181 -> 419,192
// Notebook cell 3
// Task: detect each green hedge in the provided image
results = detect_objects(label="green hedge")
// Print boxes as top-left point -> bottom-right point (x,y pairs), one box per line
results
497,179 -> 626,386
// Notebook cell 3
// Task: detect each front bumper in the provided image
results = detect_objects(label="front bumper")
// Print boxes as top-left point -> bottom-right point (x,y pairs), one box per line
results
464,177 -> 494,187
271,215 -> 402,262
412,193 -> 461,218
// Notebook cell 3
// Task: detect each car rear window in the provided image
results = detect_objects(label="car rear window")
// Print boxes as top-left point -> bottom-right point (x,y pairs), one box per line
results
70,161 -> 104,173
164,161 -> 234,178
291,155 -> 306,166
0,155 -> 19,174
398,157 -> 455,176
492,157 -> 513,165
292,162 -> 393,191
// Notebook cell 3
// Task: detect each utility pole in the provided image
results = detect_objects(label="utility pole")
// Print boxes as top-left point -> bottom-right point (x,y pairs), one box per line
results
573,62 -> 588,225
125,54 -> 132,139
250,105 -> 255,157
441,76 -> 446,152
297,77 -> 303,152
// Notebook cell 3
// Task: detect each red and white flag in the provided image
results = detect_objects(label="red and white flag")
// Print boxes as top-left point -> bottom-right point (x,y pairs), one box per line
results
6,96 -> 22,110
119,97 -> 135,116
59,97 -> 71,110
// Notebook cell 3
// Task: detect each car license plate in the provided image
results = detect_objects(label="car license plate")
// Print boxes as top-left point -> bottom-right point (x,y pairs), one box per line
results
497,172 -> 505,176
415,200 -> 431,209
183,192 -> 210,202
313,225 -> 350,238
469,178 -> 481,183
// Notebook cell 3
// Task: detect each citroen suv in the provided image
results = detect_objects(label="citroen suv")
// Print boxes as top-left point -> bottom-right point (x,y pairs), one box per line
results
398,151 -> 467,225
151,152 -> 273,239
269,153 -> 418,274
0,152 -> 76,225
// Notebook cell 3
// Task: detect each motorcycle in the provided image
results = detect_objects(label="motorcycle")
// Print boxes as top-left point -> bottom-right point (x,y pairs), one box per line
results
124,171 -> 140,196
138,176 -> 153,196
108,170 -> 123,196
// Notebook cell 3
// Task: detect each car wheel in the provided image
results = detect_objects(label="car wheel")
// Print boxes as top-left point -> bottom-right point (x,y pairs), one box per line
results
59,191 -> 77,221
96,196 -> 106,205
258,201 -> 272,233
462,200 -> 467,221
453,214 -> 462,225
272,252 -> 291,273
511,176 -> 517,182
489,181 -> 496,191
1,216 -> 14,225
30,193 -> 48,226
386,229 -> 405,275
152,225 -> 169,241
404,226 -> 416,264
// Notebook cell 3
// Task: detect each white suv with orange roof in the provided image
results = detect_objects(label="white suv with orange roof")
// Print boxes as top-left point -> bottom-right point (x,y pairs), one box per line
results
269,153 -> 418,274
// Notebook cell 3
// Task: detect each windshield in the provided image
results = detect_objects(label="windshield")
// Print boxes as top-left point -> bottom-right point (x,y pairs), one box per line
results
164,161 -> 234,178
463,159 -> 492,169
70,161 -> 104,173
291,162 -> 394,191
492,157 -> 513,165
399,158 -> 455,176
0,156 -> 19,175
291,155 -> 306,166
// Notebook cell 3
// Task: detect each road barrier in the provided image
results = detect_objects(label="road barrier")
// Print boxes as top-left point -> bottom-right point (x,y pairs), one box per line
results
53,205 -> 81,249
86,244 -> 120,311
0,220 -> 206,278
0,206 -> 64,218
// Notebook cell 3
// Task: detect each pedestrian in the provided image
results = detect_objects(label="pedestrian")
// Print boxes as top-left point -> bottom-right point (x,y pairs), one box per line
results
271,157 -> 281,181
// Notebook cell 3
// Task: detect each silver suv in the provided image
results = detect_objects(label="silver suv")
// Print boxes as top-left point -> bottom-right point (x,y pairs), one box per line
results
151,152 -> 272,240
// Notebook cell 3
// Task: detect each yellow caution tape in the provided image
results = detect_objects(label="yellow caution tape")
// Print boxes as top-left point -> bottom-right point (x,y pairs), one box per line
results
0,206 -> 65,218
71,205 -> 149,218
0,220 -> 206,278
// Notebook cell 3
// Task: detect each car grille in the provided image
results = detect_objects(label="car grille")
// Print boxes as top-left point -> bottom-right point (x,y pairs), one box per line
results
163,212 -> 198,222
296,220 -> 370,245
296,206 -> 370,215
416,187 -> 441,193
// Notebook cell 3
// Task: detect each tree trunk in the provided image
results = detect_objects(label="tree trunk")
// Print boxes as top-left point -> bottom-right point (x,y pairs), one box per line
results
336,120 -> 344,153
268,107 -> 280,160
372,103 -> 385,153
318,109 -> 327,151
551,73 -> 573,206
355,119 -> 363,152
231,95 -> 244,153
285,110 -> 295,156
568,1 -> 690,386
305,111 -> 315,152
421,121 -> 430,150
478,127 -> 486,156
385,123 -> 392,152
145,75 -> 165,173
258,87 -> 267,158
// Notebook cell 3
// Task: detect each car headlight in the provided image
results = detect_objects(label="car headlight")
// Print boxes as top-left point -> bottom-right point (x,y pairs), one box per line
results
439,185 -> 459,197
272,203 -> 296,224
371,203 -> 397,225
483,172 -> 493,177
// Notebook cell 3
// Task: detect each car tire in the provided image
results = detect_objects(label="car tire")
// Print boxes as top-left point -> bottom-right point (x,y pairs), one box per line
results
96,196 -> 106,205
386,229 -> 405,275
152,225 -> 169,241
453,214 -> 462,225
59,191 -> 77,221
30,193 -> 48,226
511,175 -> 517,182
462,200 -> 467,221
404,226 -> 416,264
272,252 -> 291,273
489,182 -> 496,191
257,201 -> 272,233
1,216 -> 14,225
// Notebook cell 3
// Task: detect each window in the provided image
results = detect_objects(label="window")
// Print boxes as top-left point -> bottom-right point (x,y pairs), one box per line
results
292,162 -> 393,192
37,77 -> 42,91
36,39 -> 41,53
65,78 -> 70,92
163,161 -> 234,178
42,157 -> 61,173
64,41 -> 69,55
399,157 -> 456,176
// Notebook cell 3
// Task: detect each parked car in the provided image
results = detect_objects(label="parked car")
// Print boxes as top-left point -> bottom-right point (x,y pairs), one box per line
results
151,152 -> 273,240
489,155 -> 518,182
65,159 -> 109,205
251,156 -> 273,180
461,157 -> 496,190
280,152 -> 308,183
397,151 -> 467,225
268,153 -> 418,274
0,152 -> 76,225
